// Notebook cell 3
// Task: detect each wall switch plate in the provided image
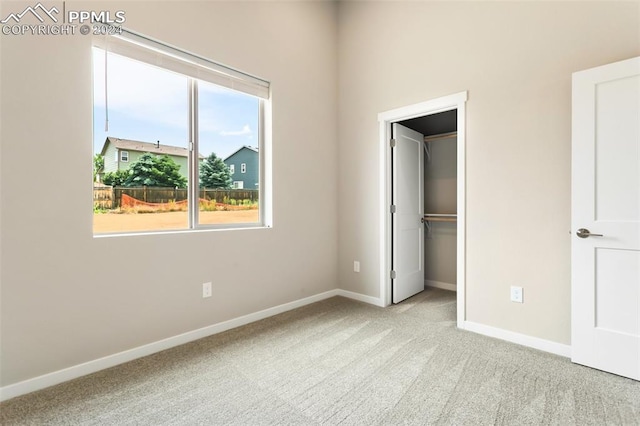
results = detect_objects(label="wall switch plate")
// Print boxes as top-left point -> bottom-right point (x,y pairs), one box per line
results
353,261 -> 360,273
510,286 -> 523,303
202,282 -> 212,298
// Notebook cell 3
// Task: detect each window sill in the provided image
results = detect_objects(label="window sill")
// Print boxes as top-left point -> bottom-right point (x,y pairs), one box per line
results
93,224 -> 272,239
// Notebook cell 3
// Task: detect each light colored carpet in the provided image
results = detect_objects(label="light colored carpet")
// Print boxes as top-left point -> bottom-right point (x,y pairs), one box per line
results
2,288 -> 639,425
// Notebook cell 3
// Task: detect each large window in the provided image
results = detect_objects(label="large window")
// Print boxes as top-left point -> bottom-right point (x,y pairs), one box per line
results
92,30 -> 269,235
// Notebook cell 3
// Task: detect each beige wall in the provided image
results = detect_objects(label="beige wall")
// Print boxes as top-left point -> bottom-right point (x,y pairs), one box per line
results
0,1 -> 338,386
337,1 -> 640,344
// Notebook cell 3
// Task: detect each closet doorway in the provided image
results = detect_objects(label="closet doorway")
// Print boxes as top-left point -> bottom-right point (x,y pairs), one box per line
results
378,92 -> 467,328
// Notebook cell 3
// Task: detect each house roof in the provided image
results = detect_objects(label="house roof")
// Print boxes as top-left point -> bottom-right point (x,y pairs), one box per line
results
100,137 -> 204,158
224,145 -> 259,162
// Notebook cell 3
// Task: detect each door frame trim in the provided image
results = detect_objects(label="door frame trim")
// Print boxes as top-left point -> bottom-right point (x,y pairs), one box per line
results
378,91 -> 468,327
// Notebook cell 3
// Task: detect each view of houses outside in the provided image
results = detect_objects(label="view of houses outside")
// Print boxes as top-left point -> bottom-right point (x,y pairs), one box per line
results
93,48 -> 260,233
224,146 -> 259,190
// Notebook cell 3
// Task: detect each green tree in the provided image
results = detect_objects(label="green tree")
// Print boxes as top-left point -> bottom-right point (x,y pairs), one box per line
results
200,152 -> 232,189
124,153 -> 187,188
93,154 -> 104,182
102,170 -> 130,187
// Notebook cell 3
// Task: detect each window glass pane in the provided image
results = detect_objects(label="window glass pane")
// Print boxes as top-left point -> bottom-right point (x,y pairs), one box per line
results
93,48 -> 189,234
197,80 -> 260,225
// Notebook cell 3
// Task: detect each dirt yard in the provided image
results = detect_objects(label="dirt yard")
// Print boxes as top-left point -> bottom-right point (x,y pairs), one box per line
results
94,210 -> 260,233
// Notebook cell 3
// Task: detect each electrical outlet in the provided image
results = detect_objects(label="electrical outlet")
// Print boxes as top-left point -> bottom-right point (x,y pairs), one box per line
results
510,286 -> 523,303
202,282 -> 212,298
353,261 -> 360,273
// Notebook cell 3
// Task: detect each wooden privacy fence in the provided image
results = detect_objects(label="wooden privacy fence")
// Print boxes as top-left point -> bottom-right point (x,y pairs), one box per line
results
93,187 -> 113,209
114,187 -> 187,208
200,188 -> 259,204
94,187 -> 259,209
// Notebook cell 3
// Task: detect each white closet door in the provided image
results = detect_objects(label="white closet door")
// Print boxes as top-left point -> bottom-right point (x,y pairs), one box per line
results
571,56 -> 640,380
392,123 -> 424,303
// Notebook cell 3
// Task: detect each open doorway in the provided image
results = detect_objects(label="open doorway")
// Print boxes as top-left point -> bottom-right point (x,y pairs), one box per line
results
378,92 -> 467,328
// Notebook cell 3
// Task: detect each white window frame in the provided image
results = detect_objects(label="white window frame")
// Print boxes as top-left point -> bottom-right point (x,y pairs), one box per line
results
120,150 -> 129,162
93,26 -> 272,234
241,163 -> 247,173
229,164 -> 235,175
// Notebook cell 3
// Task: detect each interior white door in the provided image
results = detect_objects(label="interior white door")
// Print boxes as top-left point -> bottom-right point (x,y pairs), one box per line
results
572,56 -> 640,380
392,123 -> 424,303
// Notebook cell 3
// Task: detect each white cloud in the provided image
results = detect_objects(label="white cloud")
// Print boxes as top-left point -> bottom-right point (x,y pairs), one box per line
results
220,124 -> 252,137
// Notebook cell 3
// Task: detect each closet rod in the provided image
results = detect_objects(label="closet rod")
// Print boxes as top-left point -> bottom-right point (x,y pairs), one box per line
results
423,213 -> 457,223
423,131 -> 457,142
423,217 -> 457,223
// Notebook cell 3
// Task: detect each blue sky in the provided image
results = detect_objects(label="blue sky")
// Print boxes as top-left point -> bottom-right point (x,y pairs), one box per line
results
93,48 -> 258,160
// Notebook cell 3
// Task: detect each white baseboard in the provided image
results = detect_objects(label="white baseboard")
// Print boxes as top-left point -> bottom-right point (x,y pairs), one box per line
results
424,280 -> 457,292
0,289 -> 346,402
336,289 -> 385,307
462,321 -> 571,358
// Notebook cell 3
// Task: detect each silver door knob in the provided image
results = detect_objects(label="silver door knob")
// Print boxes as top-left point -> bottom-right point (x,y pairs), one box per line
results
576,228 -> 604,238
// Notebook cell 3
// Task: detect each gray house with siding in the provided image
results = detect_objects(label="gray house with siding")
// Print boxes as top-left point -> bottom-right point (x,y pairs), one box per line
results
224,146 -> 259,189
99,137 -> 203,182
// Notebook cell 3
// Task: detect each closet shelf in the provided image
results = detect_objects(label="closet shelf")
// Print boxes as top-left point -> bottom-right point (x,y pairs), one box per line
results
423,131 -> 457,162
423,131 -> 457,142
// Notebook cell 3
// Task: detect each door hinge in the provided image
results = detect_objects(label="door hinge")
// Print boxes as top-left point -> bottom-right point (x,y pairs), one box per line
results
390,270 -> 397,280
390,138 -> 397,148
390,205 -> 396,214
